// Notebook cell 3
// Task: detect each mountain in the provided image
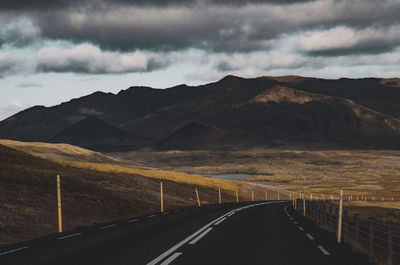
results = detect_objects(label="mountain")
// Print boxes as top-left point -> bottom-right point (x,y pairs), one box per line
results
1,75 -> 400,151
155,121 -> 278,150
49,116 -> 151,151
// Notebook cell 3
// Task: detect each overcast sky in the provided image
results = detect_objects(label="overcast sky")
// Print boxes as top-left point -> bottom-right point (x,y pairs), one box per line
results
1,0 -> 400,120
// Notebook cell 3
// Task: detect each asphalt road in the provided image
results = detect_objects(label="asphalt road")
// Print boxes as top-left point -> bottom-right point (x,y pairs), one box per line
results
0,201 -> 370,265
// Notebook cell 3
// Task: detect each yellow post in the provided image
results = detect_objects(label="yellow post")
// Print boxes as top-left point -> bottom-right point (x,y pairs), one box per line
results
265,191 -> 268,201
310,194 -> 313,201
160,182 -> 164,212
290,193 -> 292,201
294,194 -> 297,210
57,175 -> 62,233
195,187 -> 201,207
251,190 -> 254,202
235,190 -> 239,203
338,190 -> 344,243
278,191 -> 280,200
303,197 -> 306,216
218,187 -> 222,204
382,196 -> 384,202
331,194 -> 333,202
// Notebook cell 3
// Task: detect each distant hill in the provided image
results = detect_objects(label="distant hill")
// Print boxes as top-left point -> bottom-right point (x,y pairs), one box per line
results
155,121 -> 278,150
49,116 -> 151,151
1,75 -> 400,150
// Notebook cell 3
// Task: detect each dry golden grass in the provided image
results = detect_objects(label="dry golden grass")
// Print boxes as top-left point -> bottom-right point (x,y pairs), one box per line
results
116,149 -> 400,200
68,161 -> 241,192
0,139 -> 119,164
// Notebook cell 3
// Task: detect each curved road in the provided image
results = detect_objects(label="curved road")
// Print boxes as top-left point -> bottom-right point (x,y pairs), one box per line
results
0,201 -> 369,265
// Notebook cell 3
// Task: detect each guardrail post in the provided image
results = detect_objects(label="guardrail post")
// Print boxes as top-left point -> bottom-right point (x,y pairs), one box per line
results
343,210 -> 348,243
369,217 -> 374,262
387,221 -> 393,265
354,213 -> 359,249
329,206 -> 333,232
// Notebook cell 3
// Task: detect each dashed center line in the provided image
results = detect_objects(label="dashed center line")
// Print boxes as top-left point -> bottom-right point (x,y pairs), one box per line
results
306,234 -> 314,240
100,224 -> 117,229
189,228 -> 213,245
298,226 -> 304,231
58,233 -> 82,240
214,217 -> 227,226
0,247 -> 28,256
128,219 -> 138,223
160,252 -> 182,265
317,245 -> 330,255
148,215 -> 157,218
293,221 -> 298,224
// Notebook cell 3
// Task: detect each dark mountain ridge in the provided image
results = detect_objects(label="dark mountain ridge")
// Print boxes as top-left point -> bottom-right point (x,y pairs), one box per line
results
1,75 -> 400,151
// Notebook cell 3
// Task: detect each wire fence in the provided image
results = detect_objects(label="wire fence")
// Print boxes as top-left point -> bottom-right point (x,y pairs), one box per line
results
294,199 -> 399,265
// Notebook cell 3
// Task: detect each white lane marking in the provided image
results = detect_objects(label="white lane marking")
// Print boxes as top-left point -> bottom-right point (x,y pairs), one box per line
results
227,212 -> 235,217
293,221 -> 298,224
0,247 -> 28,256
146,201 -> 278,265
128,219 -> 138,223
58,233 -> 83,240
100,224 -> 117,229
317,246 -> 330,255
214,218 -> 227,226
188,228 -> 213,245
148,215 -> 157,218
306,234 -> 314,240
290,218 -> 293,221
298,227 -> 304,231
160,252 -> 182,265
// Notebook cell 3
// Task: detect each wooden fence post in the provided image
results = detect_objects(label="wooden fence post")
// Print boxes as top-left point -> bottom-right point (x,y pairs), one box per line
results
387,221 -> 393,265
354,213 -> 359,249
195,187 -> 201,207
56,175 -> 62,233
369,217 -> 375,262
160,182 -> 164,212
337,190 -> 343,243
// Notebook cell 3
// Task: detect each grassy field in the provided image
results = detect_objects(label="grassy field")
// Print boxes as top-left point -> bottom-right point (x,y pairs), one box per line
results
114,149 -> 400,200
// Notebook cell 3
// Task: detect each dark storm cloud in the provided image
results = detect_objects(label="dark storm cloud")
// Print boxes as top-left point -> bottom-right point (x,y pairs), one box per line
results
0,0 -> 315,10
1,0 -> 400,76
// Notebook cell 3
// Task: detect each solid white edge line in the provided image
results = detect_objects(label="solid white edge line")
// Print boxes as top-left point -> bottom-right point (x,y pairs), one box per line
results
0,247 -> 28,256
58,233 -> 83,240
214,217 -> 227,226
188,228 -> 213,245
128,219 -> 138,223
146,201 -> 278,265
160,252 -> 182,265
317,245 -> 330,255
306,234 -> 314,240
298,227 -> 304,231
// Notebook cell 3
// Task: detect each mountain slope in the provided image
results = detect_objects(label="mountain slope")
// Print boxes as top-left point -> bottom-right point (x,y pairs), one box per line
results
49,116 -> 151,151
1,75 -> 400,150
155,121 -> 278,150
